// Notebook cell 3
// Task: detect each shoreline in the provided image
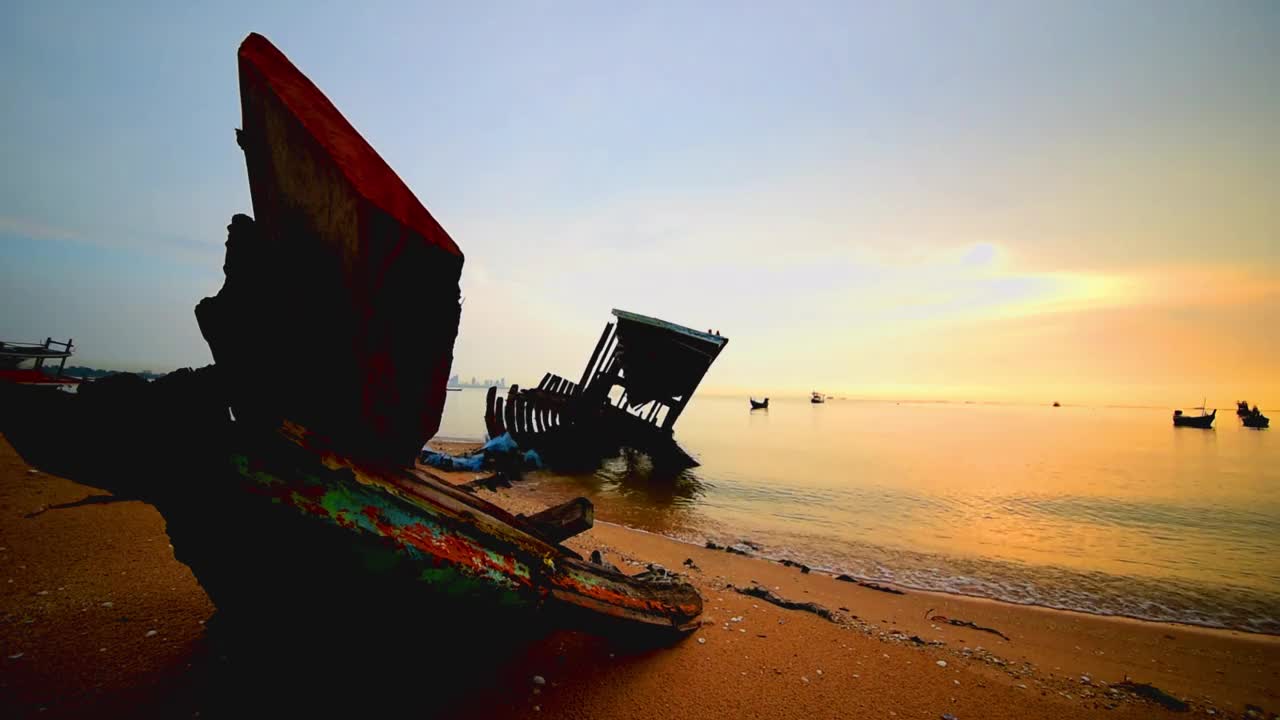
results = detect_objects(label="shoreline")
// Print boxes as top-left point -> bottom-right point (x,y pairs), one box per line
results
3,433 -> 1277,718
600,519 -> 1280,640
460,488 -> 1280,716
425,439 -> 1279,638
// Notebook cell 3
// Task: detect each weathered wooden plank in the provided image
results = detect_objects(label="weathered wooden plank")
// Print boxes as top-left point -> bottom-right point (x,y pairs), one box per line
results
504,385 -> 520,441
484,385 -> 502,439
521,497 -> 594,543
492,396 -> 506,436
578,322 -> 615,395
535,398 -> 549,434
522,393 -> 535,437
228,33 -> 463,465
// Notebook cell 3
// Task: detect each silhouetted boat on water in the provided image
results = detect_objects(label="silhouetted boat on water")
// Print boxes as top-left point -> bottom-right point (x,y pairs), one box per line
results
750,397 -> 769,410
1237,400 -> 1252,417
482,310 -> 728,469
1173,402 -> 1215,429
1241,405 -> 1270,429
810,392 -> 825,404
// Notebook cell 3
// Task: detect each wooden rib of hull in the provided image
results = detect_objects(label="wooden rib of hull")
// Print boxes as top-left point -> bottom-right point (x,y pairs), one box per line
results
483,379 -> 697,467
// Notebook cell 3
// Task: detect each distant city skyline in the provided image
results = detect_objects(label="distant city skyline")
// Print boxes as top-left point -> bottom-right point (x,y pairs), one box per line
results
449,374 -> 507,388
2,2 -> 1276,408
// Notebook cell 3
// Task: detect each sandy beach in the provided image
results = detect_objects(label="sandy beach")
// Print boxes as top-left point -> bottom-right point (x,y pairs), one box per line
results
2,434 -> 1277,718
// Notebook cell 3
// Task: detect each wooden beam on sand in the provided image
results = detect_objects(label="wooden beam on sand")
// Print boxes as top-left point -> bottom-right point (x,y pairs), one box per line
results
521,497 -> 594,544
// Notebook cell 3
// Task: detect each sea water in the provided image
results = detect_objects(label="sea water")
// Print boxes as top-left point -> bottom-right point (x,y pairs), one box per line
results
437,390 -> 1280,634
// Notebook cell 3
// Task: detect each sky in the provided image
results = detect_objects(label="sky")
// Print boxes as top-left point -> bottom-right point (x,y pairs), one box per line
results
2,1 -> 1277,407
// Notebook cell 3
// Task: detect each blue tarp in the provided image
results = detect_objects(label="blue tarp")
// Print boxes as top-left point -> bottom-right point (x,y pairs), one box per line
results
418,433 -> 543,472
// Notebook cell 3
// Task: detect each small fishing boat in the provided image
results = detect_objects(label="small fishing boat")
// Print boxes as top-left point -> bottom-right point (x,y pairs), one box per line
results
1237,401 -> 1252,418
1052,401 -> 1061,407
810,392 -> 825,404
749,397 -> 769,410
1242,406 -> 1270,429
1173,402 -> 1215,428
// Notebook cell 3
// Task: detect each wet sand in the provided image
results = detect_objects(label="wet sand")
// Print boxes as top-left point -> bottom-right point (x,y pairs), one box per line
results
2,434 -> 1277,718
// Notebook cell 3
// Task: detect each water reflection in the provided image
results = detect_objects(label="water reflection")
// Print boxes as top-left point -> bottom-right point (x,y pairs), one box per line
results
586,449 -> 707,508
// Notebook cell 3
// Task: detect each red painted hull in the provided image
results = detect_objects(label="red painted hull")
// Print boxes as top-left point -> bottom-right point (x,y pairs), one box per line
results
0,369 -> 81,385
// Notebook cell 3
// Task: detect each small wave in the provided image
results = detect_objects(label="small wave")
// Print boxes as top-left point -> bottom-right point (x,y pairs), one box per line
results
650,524 -> 1280,635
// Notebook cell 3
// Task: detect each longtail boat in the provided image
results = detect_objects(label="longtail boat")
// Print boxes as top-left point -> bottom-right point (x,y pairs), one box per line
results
1,32 -> 701,641
483,311 -> 728,468
1172,405 -> 1215,428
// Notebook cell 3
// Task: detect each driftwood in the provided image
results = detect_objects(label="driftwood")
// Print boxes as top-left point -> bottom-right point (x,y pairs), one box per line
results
729,584 -> 842,623
457,473 -> 514,493
836,574 -> 906,595
925,608 -> 1011,641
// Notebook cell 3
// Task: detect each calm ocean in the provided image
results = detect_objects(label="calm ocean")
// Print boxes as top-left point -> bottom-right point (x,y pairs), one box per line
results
437,390 -> 1280,634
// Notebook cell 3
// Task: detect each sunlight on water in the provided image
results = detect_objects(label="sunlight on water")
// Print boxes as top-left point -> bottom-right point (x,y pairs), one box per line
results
437,390 -> 1280,633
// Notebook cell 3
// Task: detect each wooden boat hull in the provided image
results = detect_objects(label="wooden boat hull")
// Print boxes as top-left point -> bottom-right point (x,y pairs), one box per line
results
0,377 -> 702,637
1242,414 -> 1270,429
749,399 -> 768,410
206,33 -> 462,466
484,379 -> 700,468
190,421 -> 703,634
1172,409 -> 1215,428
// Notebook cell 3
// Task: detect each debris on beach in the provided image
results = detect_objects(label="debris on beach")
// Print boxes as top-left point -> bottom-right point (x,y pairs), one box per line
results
419,433 -> 542,474
482,311 -> 728,469
924,609 -> 1011,641
779,559 -> 811,573
836,574 -> 906,595
1114,680 -> 1191,712
516,498 -> 595,545
729,584 -> 842,623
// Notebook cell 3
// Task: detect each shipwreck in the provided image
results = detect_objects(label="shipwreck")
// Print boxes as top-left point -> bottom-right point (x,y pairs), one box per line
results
1,32 -> 701,645
484,311 -> 728,468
